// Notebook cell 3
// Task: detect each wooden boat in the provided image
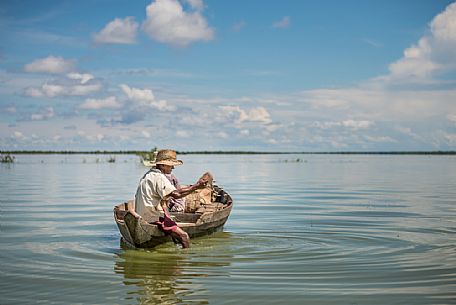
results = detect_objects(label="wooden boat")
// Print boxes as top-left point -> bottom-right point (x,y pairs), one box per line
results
113,185 -> 233,248
142,160 -> 155,167
140,150 -> 158,167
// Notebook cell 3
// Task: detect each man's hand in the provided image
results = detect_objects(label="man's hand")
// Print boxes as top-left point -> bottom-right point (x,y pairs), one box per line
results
169,179 -> 207,199
169,172 -> 213,199
196,177 -> 208,189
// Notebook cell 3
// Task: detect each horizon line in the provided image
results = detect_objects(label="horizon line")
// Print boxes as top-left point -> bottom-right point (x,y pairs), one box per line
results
1,150 -> 456,155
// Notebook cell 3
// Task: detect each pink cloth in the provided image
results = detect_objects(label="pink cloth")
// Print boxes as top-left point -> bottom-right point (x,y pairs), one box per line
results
154,209 -> 178,234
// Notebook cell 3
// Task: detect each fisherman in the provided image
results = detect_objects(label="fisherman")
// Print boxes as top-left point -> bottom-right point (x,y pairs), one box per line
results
165,172 -> 186,212
134,149 -> 208,248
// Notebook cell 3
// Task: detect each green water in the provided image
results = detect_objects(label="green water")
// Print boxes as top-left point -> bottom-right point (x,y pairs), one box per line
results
1,154 -> 455,304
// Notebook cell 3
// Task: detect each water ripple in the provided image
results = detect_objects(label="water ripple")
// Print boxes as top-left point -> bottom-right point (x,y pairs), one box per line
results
1,154 -> 456,304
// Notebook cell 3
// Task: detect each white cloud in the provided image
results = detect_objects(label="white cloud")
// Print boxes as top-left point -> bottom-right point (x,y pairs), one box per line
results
387,37 -> 440,80
142,0 -> 214,47
217,131 -> 228,139
305,89 -> 350,109
31,107 -> 54,121
364,135 -> 396,143
120,84 -> 155,103
241,107 -> 271,124
176,130 -> 190,137
300,88 -> 456,121
6,4 -> 454,152
67,72 -> 94,84
184,0 -> 204,10
448,114 -> 456,124
221,106 -> 272,124
24,56 -> 75,74
13,131 -> 25,139
24,87 -> 45,97
22,58 -> 102,98
25,81 -> 102,98
84,133 -> 105,142
6,106 -> 17,113
264,123 -> 281,132
443,132 -> 456,144
71,83 -> 102,96
396,126 -> 424,142
431,2 -> 456,48
381,2 -> 456,83
93,17 -> 139,44
312,120 -> 373,130
120,84 -> 175,111
273,16 -> 290,29
36,83 -> 65,97
141,130 -> 151,138
342,120 -> 373,129
79,96 -> 121,110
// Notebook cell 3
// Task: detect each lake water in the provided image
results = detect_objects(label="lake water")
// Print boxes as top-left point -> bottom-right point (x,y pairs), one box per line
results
1,154 -> 455,304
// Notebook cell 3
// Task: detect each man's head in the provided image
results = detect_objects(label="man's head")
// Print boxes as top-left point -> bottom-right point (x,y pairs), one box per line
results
155,149 -> 182,174
156,163 -> 174,174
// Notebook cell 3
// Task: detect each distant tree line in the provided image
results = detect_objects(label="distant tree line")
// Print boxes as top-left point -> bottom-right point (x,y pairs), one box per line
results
1,150 -> 455,155
0,150 -> 148,155
177,150 -> 456,155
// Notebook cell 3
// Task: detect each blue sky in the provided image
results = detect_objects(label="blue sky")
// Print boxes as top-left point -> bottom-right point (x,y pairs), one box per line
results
1,0 -> 455,151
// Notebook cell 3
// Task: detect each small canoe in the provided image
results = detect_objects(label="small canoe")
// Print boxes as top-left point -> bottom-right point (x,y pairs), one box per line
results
142,160 -> 155,167
113,185 -> 233,248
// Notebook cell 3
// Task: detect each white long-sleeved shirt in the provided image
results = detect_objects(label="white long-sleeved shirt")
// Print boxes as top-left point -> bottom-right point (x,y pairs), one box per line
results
134,169 -> 176,218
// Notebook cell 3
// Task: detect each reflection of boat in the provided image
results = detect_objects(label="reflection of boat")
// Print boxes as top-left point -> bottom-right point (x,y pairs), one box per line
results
114,249 -> 185,304
113,186 -> 233,248
114,237 -> 233,303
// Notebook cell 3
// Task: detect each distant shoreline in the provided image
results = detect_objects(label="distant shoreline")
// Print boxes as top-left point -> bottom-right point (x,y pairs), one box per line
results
1,150 -> 456,155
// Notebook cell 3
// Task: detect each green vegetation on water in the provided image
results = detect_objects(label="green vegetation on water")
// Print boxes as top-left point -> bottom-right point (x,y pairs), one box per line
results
136,148 -> 158,162
1,154 -> 15,163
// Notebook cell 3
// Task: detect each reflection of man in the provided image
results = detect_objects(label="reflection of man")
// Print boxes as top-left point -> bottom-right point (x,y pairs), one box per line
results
115,250 -> 184,305
134,149 -> 207,248
115,244 -> 231,304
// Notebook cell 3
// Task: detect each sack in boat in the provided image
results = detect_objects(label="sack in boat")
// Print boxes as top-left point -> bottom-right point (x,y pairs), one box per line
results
185,172 -> 214,213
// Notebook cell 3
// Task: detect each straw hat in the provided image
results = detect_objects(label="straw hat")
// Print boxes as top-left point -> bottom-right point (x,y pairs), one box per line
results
155,149 -> 183,166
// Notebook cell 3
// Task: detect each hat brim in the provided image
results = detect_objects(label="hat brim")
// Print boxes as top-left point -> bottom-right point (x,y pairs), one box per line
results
155,159 -> 183,166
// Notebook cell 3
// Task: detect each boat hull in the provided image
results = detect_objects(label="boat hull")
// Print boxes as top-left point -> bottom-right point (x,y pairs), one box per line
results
113,191 -> 233,248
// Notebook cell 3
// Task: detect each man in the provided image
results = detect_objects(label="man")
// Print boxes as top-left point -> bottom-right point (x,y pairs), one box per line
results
134,149 -> 207,248
165,172 -> 186,212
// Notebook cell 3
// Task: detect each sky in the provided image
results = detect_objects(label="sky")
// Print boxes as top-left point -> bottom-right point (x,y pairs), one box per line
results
1,0 -> 456,152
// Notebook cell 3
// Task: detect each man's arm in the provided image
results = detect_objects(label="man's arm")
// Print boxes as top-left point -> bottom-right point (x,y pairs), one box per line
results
168,178 -> 207,199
